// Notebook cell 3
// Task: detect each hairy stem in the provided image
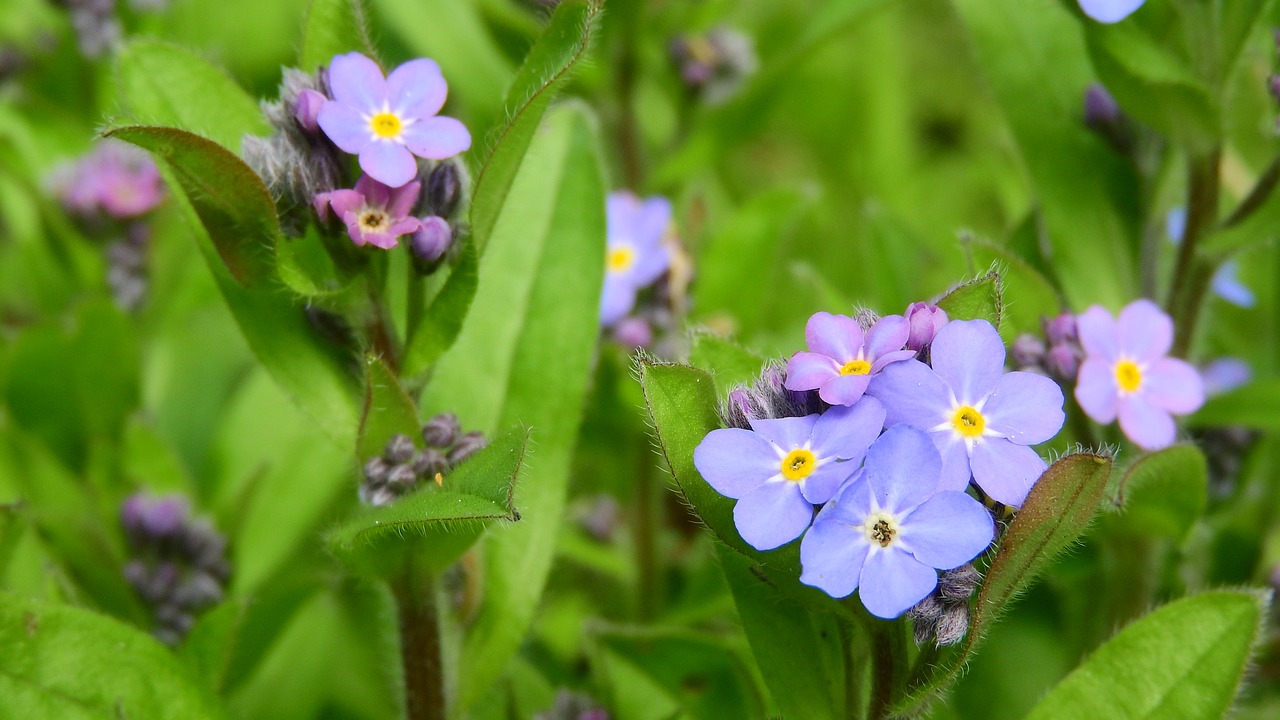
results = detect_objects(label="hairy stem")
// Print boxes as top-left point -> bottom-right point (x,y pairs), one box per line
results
868,619 -> 907,719
393,553 -> 445,720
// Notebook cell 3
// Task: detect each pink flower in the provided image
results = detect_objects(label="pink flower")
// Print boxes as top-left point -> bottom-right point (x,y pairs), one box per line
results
1075,299 -> 1204,450
314,176 -> 421,249
50,140 -> 165,220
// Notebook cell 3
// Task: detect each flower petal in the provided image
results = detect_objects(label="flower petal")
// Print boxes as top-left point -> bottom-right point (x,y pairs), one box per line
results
627,242 -> 670,288
749,414 -> 819,451
1117,394 -> 1176,451
1078,0 -> 1146,24
402,116 -> 471,160
359,141 -> 418,188
386,181 -> 421,218
800,461 -> 857,506
1211,260 -> 1255,308
865,359 -> 951,430
811,397 -> 887,462
635,196 -> 673,247
982,371 -> 1065,445
864,315 -> 910,361
869,348 -> 916,374
1144,357 -> 1205,415
693,428 -> 778,499
818,374 -> 871,406
321,189 -> 364,220
317,102 -> 373,154
386,58 -> 446,118
800,486 -> 872,598
599,278 -> 636,327
327,52 -> 387,110
858,548 -> 938,619
733,482 -> 814,551
1077,305 -> 1118,360
901,491 -> 994,569
934,433 -> 972,493
805,312 -> 862,362
970,439 -> 1047,508
863,426 -> 943,512
929,320 -> 1005,403
1075,358 -> 1118,424
607,192 -> 640,239
784,352 -> 840,392
1118,299 -> 1172,362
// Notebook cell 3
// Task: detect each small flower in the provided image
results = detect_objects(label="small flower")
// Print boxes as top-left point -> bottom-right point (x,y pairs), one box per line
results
611,316 -> 653,348
784,312 -> 916,407
904,302 -> 949,352
317,52 -> 471,188
600,191 -> 672,327
50,140 -> 166,220
799,426 -> 994,618
694,400 -> 886,551
315,175 -> 421,249
1078,0 -> 1144,23
867,319 -> 1065,507
1075,299 -> 1205,450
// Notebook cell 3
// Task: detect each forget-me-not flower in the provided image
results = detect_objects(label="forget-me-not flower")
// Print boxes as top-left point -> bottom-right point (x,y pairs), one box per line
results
800,426 -> 994,618
317,52 -> 471,188
314,175 -> 421,249
1078,0 -> 1144,23
1075,299 -> 1205,450
867,319 -> 1065,507
785,312 -> 916,406
600,192 -> 672,327
693,400 -> 886,551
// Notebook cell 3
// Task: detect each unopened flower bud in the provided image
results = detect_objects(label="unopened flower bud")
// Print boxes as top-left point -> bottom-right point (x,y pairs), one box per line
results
363,456 -> 392,484
425,162 -> 463,218
412,448 -> 448,478
422,413 -> 461,448
612,317 -> 653,348
293,89 -> 326,133
359,484 -> 398,507
143,497 -> 189,539
934,603 -> 970,646
1044,343 -> 1081,380
411,216 -> 453,263
384,434 -> 417,464
1042,312 -> 1078,345
1082,84 -> 1133,155
173,570 -> 224,608
386,464 -> 418,488
1010,334 -> 1046,370
904,301 -> 948,351
938,564 -> 981,601
448,431 -> 487,466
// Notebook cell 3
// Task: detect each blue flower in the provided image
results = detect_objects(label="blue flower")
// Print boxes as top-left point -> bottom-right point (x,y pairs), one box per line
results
693,400 -> 886,551
1078,0 -> 1144,23
800,426 -> 994,618
600,192 -> 672,327
1167,208 -> 1254,308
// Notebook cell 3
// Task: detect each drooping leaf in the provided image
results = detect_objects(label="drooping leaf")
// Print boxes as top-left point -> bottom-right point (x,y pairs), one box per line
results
936,271 -> 1002,329
468,0 -> 603,252
422,102 -> 605,713
115,39 -> 267,151
1024,591 -> 1268,720
0,593 -> 225,719
298,0 -> 376,72
327,426 -> 526,575
1113,445 -> 1207,541
894,451 -> 1113,715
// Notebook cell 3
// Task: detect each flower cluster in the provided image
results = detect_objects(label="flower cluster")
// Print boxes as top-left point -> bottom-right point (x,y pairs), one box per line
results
246,52 -> 470,258
695,305 -> 1066,619
601,191 -> 687,351
120,493 -> 231,645
360,413 -> 487,506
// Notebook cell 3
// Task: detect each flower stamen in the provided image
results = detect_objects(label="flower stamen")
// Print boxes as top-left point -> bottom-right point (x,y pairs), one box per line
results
1114,359 -> 1143,394
840,359 -> 871,375
607,246 -> 636,273
951,405 -> 985,438
369,112 -> 403,140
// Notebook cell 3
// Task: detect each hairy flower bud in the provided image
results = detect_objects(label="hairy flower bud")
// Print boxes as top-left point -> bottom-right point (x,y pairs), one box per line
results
1010,333 -> 1046,371
422,413 -> 461,448
412,448 -> 448,478
448,431 -> 488,466
293,89 -> 327,133
424,161 -> 463,218
384,433 -> 417,464
410,216 -> 453,264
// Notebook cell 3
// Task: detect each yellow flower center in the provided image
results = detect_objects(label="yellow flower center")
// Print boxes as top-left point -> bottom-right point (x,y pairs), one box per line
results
1114,359 -> 1143,393
369,112 -> 403,139
607,246 -> 635,273
780,448 -> 816,482
952,406 -> 985,438
840,359 -> 871,376
358,209 -> 390,234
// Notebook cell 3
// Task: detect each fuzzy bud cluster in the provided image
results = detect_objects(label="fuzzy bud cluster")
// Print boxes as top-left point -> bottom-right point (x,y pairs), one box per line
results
1010,312 -> 1083,383
104,223 -> 150,312
359,413 -> 487,506
120,493 -> 231,645
720,362 -> 826,430
906,564 -> 981,646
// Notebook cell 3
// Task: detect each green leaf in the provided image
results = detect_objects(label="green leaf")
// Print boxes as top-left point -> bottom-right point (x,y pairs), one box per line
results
298,0 -> 375,72
0,593 -> 225,718
965,235 -> 1063,337
115,39 -> 267,151
402,238 -> 480,378
356,354 -> 420,461
1024,591 -> 1268,720
468,0 -> 603,253
936,271 -> 1003,329
894,451 -> 1113,715
327,426 -> 526,575
70,300 -> 140,442
1113,445 -> 1207,541
181,584 -> 314,696
717,545 -> 845,720
109,127 -> 359,443
1190,380 -> 1280,432
107,126 -> 279,287
422,102 -> 605,713
688,333 -> 766,396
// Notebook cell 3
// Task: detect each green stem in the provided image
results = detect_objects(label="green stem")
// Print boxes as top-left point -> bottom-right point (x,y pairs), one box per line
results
867,619 -> 907,720
392,551 -> 446,720
1221,155 -> 1280,229
1167,148 -> 1221,356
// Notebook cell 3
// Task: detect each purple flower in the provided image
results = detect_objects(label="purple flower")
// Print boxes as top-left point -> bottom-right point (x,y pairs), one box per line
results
315,175 -> 421,249
317,52 -> 471,188
600,192 -> 671,327
1075,299 -> 1205,450
867,319 -> 1065,507
693,400 -> 886,551
904,302 -> 949,352
800,426 -> 994,618
1200,358 -> 1251,398
50,140 -> 165,220
784,312 -> 916,407
1078,0 -> 1144,23
410,215 -> 452,262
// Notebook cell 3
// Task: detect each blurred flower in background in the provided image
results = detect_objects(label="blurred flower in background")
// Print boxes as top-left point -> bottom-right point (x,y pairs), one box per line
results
1078,0 -> 1145,24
